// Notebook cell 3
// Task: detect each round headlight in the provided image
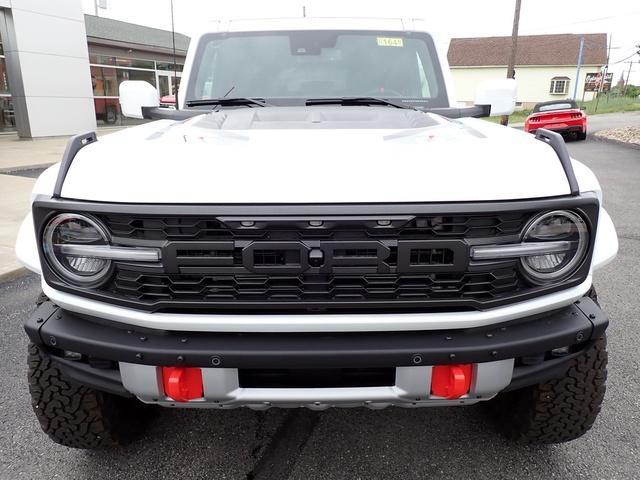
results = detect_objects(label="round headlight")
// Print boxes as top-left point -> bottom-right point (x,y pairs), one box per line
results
43,213 -> 112,286
521,210 -> 589,284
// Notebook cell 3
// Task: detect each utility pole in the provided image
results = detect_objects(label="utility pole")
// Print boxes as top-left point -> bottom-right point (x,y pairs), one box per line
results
622,61 -> 634,97
170,0 -> 179,109
621,44 -> 640,97
501,0 -> 522,126
572,35 -> 585,100
595,33 -> 612,112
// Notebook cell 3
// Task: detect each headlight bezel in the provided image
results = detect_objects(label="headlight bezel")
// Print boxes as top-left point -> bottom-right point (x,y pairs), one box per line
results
42,212 -> 114,287
519,209 -> 590,285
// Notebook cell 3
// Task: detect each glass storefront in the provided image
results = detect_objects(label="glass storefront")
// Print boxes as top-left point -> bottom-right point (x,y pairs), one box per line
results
89,54 -> 183,126
0,41 -> 16,133
0,37 -> 184,131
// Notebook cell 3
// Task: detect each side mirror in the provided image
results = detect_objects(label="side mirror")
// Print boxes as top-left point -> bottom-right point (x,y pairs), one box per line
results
119,81 -> 159,119
474,78 -> 517,117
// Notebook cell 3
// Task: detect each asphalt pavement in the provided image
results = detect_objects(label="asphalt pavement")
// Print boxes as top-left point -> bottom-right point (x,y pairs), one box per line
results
585,110 -> 640,133
1,136 -> 639,479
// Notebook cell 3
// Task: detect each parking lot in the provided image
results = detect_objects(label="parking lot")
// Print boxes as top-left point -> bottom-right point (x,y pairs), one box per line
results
1,135 -> 639,480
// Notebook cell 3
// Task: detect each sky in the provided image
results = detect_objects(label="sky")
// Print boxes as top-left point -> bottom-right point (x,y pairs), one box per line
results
81,0 -> 640,84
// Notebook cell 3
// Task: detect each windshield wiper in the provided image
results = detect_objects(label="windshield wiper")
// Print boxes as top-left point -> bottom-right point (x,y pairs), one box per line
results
305,97 -> 417,110
185,97 -> 271,108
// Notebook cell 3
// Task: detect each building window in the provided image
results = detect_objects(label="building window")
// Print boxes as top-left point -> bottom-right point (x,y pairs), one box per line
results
0,55 -> 9,95
550,77 -> 570,95
89,46 -> 168,123
156,62 -> 184,72
89,54 -> 155,70
0,41 -> 15,132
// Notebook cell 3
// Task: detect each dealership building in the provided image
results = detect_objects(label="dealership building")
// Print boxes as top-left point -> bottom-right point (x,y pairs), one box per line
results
0,0 -> 189,137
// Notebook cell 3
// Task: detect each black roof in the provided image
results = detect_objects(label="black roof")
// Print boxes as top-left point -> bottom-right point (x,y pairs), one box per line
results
533,99 -> 579,113
84,14 -> 190,53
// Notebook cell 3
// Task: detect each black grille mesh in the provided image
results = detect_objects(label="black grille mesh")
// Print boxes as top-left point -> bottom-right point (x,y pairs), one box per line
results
109,268 -> 521,304
95,212 -> 535,312
101,213 -> 531,241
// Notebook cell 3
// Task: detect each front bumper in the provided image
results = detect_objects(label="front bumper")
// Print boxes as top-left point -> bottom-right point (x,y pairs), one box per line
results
25,297 -> 608,408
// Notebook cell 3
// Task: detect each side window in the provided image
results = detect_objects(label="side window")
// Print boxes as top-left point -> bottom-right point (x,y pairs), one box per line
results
549,77 -> 570,95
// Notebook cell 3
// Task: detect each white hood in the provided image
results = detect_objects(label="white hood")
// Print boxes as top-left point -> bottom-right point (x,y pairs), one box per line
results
61,111 -> 572,204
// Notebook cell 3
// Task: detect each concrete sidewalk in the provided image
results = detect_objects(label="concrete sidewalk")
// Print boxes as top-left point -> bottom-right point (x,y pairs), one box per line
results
0,135 -> 69,173
0,135 -> 68,281
0,174 -> 35,280
0,128 -> 123,281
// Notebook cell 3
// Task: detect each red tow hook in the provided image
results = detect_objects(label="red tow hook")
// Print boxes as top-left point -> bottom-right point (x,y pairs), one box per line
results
431,364 -> 473,399
161,367 -> 204,402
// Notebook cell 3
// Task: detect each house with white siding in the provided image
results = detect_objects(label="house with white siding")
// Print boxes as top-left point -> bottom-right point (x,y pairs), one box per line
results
447,33 -> 608,108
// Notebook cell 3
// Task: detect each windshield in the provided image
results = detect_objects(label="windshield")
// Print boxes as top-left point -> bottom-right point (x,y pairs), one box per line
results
186,30 -> 448,108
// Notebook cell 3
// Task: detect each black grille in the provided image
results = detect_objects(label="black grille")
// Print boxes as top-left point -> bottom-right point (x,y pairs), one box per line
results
410,248 -> 454,265
100,212 -> 532,241
34,197 -> 601,314
253,249 -> 299,266
108,268 -> 521,306
91,212 -> 536,312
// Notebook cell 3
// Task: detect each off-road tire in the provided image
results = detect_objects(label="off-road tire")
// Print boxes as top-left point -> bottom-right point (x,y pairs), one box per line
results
28,342 -> 155,449
490,335 -> 607,444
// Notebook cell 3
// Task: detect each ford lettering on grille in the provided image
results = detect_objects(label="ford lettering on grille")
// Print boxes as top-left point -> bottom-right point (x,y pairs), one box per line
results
162,239 -> 469,275
85,211 -> 537,311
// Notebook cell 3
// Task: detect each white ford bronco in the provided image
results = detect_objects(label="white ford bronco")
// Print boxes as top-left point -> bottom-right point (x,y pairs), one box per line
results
17,17 -> 618,448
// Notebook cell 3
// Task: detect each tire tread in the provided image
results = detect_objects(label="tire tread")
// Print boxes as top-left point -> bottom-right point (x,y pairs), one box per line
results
28,343 -> 152,449
492,335 -> 607,444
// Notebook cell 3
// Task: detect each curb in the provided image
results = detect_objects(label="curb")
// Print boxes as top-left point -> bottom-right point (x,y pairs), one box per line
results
0,266 -> 30,284
0,163 -> 55,175
592,134 -> 640,150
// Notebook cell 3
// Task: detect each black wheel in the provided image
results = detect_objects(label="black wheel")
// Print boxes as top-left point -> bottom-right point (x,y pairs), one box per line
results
576,129 -> 587,141
488,335 -> 607,444
28,343 -> 155,449
105,107 -> 118,124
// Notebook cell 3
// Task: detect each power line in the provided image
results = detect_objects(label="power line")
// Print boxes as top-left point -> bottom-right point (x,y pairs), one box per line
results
520,10 -> 640,33
563,11 -> 640,25
611,51 -> 640,64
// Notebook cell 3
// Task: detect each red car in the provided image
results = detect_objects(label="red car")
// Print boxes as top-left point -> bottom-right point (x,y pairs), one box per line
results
159,94 -> 177,108
524,100 -> 587,140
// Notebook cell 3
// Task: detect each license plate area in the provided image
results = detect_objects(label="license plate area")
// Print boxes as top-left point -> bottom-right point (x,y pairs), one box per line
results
238,367 -> 396,388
